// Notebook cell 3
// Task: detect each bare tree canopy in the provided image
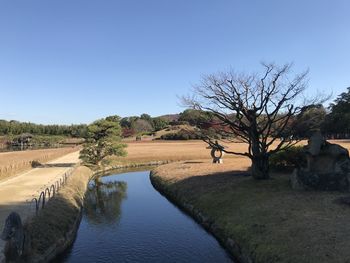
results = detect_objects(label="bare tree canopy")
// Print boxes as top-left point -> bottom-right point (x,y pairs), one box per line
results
184,63 -> 323,179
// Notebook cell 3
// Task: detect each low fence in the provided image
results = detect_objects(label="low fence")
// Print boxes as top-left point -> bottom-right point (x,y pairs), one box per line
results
30,167 -> 75,215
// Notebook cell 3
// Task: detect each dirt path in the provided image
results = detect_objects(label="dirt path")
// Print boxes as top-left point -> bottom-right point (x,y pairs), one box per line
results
0,150 -> 81,259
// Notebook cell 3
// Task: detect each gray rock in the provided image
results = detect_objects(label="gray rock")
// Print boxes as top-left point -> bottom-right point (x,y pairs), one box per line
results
291,133 -> 350,191
307,131 -> 324,156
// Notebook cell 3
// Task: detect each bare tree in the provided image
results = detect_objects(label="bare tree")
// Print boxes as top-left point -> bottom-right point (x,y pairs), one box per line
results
184,63 -> 322,179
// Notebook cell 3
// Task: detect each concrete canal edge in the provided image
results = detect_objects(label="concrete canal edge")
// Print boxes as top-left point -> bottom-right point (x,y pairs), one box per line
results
149,170 -> 254,263
23,166 -> 92,263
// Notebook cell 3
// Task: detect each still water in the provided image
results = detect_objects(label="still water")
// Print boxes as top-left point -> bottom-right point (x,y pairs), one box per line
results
57,170 -> 233,263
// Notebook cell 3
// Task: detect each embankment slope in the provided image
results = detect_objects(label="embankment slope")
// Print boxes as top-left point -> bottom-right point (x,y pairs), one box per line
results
25,166 -> 92,262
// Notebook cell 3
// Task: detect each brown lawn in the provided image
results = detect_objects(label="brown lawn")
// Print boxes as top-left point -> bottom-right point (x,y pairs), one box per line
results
111,140 -> 258,164
115,139 -> 350,163
120,140 -> 229,162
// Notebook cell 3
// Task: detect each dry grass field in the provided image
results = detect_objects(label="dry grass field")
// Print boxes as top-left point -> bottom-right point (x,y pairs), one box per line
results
0,147 -> 79,181
110,140 -> 252,164
111,139 -> 350,164
3,139 -> 350,178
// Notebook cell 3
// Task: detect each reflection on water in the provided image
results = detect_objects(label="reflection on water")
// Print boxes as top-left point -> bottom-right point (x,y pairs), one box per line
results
57,170 -> 233,263
84,179 -> 127,225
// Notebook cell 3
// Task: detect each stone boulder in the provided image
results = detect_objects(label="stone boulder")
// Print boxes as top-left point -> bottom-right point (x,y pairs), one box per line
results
291,132 -> 350,191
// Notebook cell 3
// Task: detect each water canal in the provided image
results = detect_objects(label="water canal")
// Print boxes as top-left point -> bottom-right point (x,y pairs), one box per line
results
56,170 -> 233,263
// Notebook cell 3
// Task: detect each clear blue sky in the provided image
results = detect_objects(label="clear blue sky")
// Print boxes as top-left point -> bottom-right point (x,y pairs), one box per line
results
0,0 -> 349,124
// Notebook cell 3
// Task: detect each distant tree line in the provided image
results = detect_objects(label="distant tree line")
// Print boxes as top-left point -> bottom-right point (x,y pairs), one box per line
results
2,87 -> 350,141
116,87 -> 350,140
0,120 -> 88,137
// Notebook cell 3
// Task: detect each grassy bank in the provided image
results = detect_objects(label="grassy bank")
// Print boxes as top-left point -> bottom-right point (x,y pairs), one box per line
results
25,166 -> 92,262
151,160 -> 350,263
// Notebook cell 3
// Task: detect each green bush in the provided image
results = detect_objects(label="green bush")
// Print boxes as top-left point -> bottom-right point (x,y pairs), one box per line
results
160,132 -> 185,140
160,130 -> 201,140
169,120 -> 189,126
269,146 -> 306,171
141,131 -> 155,136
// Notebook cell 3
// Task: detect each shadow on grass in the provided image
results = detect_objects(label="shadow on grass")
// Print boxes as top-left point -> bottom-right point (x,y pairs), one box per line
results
152,168 -> 350,263
33,163 -> 76,168
170,169 -> 252,195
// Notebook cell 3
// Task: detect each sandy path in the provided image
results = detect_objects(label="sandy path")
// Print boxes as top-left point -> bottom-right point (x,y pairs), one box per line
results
0,150 -> 81,259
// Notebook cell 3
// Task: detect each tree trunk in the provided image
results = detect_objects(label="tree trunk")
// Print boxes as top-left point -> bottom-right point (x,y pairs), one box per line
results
246,111 -> 270,179
251,154 -> 270,179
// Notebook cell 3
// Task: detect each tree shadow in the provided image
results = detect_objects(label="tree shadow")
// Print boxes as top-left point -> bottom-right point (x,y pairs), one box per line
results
33,163 -> 76,168
158,169 -> 252,201
84,178 -> 127,225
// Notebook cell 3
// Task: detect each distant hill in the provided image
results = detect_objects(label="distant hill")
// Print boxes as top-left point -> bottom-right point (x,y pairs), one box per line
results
157,114 -> 180,122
